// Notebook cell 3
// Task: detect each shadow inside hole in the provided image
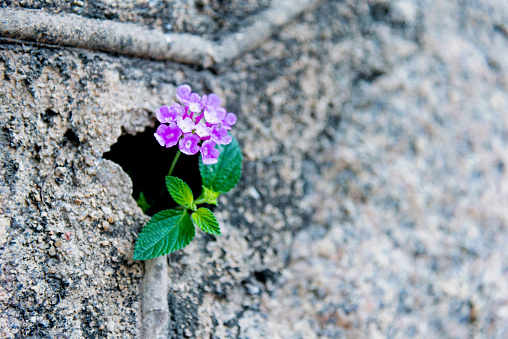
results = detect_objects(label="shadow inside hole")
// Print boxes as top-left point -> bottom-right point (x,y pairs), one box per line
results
103,126 -> 202,216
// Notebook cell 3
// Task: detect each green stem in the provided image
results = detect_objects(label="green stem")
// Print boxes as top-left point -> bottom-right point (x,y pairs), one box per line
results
194,198 -> 206,205
167,150 -> 181,177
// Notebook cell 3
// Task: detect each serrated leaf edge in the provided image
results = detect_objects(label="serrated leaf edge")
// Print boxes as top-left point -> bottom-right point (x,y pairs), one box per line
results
200,137 -> 242,193
133,209 -> 195,260
192,208 -> 221,236
165,176 -> 195,209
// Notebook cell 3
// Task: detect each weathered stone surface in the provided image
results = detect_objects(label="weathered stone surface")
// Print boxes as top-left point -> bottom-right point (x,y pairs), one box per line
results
5,0 -> 272,39
1,0 -> 508,338
0,47 -> 154,337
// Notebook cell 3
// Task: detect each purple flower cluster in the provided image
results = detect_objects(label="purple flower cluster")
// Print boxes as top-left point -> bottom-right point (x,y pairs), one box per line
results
154,84 -> 237,165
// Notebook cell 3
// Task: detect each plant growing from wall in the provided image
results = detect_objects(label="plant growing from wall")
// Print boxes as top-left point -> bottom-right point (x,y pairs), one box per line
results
133,85 -> 242,260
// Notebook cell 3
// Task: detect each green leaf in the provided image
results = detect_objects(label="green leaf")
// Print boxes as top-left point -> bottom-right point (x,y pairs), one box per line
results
136,191 -> 151,213
133,209 -> 195,260
165,176 -> 195,209
197,186 -> 221,206
192,208 -> 221,236
199,135 -> 242,193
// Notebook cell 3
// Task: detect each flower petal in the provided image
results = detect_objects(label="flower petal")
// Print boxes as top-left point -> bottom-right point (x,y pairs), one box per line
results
200,140 -> 220,165
211,125 -> 232,145
207,94 -> 221,108
222,113 -> 237,129
176,116 -> 196,133
154,123 -> 182,148
195,122 -> 212,138
204,107 -> 227,124
156,105 -> 179,123
179,133 -> 200,155
176,84 -> 191,103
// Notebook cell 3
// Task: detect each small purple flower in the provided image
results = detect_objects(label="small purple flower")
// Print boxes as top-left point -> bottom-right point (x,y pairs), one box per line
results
176,116 -> 195,133
187,93 -> 203,113
171,103 -> 185,116
154,85 -> 238,165
211,125 -> 232,145
156,105 -> 179,123
205,106 -> 227,124
179,133 -> 200,155
176,84 -> 192,103
195,122 -> 212,138
202,94 -> 221,112
200,140 -> 220,165
222,113 -> 237,130
154,122 -> 182,148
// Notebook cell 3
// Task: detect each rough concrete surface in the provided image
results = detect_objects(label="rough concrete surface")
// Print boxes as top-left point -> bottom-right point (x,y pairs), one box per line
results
4,0 -> 273,40
0,0 -> 320,66
1,0 -> 508,338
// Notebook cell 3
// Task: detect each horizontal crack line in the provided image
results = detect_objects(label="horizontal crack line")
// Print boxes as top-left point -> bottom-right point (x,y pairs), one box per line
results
0,0 -> 321,67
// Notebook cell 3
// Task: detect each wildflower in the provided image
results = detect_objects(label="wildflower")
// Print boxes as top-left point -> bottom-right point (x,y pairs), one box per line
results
204,106 -> 227,124
200,140 -> 220,165
176,84 -> 192,103
154,84 -> 237,164
154,122 -> 182,148
187,93 -> 203,113
195,122 -> 212,138
156,104 -> 184,123
171,103 -> 185,116
211,125 -> 232,145
222,113 -> 237,130
202,94 -> 221,113
179,133 -> 200,155
176,116 -> 196,133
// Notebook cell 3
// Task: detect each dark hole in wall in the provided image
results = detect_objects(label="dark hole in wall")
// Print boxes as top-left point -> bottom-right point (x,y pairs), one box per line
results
42,108 -> 59,126
63,129 -> 80,146
369,2 -> 391,22
254,269 -> 278,284
103,126 -> 202,216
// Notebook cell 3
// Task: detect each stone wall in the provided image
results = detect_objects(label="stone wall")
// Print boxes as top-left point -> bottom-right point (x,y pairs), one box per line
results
1,0 -> 508,338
